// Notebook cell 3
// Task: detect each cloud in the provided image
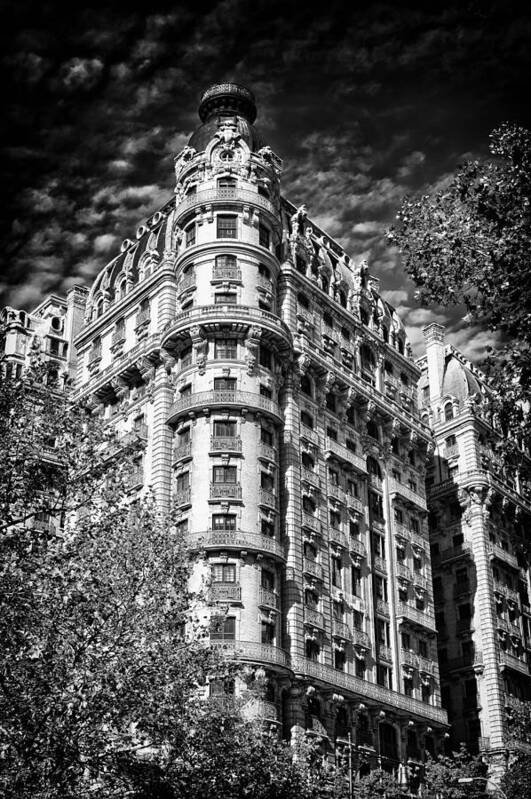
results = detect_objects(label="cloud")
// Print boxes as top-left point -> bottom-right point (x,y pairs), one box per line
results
59,58 -> 104,91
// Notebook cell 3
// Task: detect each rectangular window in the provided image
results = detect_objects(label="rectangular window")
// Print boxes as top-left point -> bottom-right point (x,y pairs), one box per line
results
331,556 -> 342,588
329,510 -> 341,529
353,610 -> 364,630
214,338 -> 237,359
374,575 -> 388,601
211,616 -> 235,640
260,472 -> 274,491
260,427 -> 273,446
212,514 -> 237,531
180,383 -> 192,397
176,471 -> 189,491
213,465 -> 237,483
401,632 -> 411,650
377,665 -> 392,689
261,569 -> 275,590
355,658 -> 366,679
213,420 -> 236,437
217,215 -> 237,238
212,563 -> 236,582
376,618 -> 390,646
418,640 -> 428,657
185,224 -> 196,247
259,223 -> 270,248
404,678 -> 413,697
215,293 -> 237,304
352,566 -> 362,597
181,345 -> 193,368
261,518 -> 275,537
259,346 -> 272,369
177,426 -> 190,445
261,621 -> 275,644
214,376 -> 236,391
260,384 -> 272,399
326,426 -> 337,441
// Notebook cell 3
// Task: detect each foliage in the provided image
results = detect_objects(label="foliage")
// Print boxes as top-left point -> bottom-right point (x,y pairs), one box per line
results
423,746 -> 487,798
0,366 -> 328,798
502,699 -> 531,799
356,767 -> 407,798
389,123 -> 531,471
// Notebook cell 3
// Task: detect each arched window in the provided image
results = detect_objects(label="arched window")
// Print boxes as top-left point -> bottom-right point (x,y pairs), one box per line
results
301,374 -> 312,397
360,345 -> 375,372
444,402 -> 454,421
95,297 -> 104,319
382,325 -> 389,343
339,290 -> 347,308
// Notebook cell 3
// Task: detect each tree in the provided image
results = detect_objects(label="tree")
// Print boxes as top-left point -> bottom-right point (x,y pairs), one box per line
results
501,699 -> 531,799
389,124 -> 531,472
0,366 -> 328,798
422,746 -> 487,799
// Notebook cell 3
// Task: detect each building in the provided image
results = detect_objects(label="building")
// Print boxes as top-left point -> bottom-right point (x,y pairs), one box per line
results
419,323 -> 531,770
1,84 -> 449,778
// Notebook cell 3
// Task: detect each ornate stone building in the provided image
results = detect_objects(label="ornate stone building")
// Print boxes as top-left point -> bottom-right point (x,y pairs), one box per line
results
1,84 -> 449,779
420,323 -> 531,768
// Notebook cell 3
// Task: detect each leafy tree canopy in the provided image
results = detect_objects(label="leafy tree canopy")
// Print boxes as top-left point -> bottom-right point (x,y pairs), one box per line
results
390,124 -> 531,472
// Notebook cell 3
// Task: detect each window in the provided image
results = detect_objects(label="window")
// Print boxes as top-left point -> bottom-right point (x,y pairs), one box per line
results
214,338 -> 237,359
261,569 -> 275,590
353,610 -> 364,630
404,677 -> 413,697
421,683 -> 431,703
394,508 -> 403,524
213,420 -> 236,437
376,618 -> 390,646
302,495 -> 316,514
211,616 -> 235,640
217,214 -> 237,238
261,518 -> 275,537
261,472 -> 274,491
181,345 -> 192,368
352,566 -> 362,596
215,254 -> 237,270
328,467 -> 339,486
305,588 -> 318,609
259,223 -> 270,248
261,427 -> 274,446
259,346 -> 272,369
215,292 -> 237,304
346,438 -> 356,452
212,514 -> 236,531
349,520 -> 360,537
326,393 -> 336,412
217,176 -> 237,192
213,465 -> 237,483
180,383 -> 191,398
329,509 -> 341,529
304,541 -> 317,560
369,491 -> 384,521
258,263 -> 270,279
301,374 -> 312,396
261,621 -> 275,644
418,639 -> 428,657
367,420 -> 379,440
374,576 -> 388,602
326,425 -> 337,441
401,632 -> 411,650
296,255 -> 306,274
355,658 -> 366,679
177,426 -> 190,445
214,376 -> 236,391
301,451 -> 314,469
331,556 -> 342,587
377,665 -> 392,689
334,649 -> 346,671
306,638 -> 320,661
259,384 -> 272,399
444,402 -> 454,421
297,291 -> 309,309
176,472 -> 189,491
323,312 -> 333,328
372,534 -> 385,558
212,564 -> 236,582
301,411 -> 313,429
185,223 -> 196,247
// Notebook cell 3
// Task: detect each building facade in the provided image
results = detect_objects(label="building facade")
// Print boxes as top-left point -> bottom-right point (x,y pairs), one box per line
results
420,323 -> 531,770
1,84 -> 449,778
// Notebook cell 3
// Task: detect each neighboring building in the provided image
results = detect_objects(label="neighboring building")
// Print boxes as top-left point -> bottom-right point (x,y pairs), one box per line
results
1,84 -> 449,779
419,323 -> 531,771
0,287 -> 87,385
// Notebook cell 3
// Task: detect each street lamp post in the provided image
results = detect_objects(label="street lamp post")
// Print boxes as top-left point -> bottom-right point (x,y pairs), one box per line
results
457,776 -> 508,799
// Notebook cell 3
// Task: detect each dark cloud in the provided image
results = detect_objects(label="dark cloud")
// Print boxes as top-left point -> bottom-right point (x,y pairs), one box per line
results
1,0 -> 530,360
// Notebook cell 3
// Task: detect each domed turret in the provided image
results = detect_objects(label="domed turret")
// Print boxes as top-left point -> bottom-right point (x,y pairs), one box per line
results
188,82 -> 265,153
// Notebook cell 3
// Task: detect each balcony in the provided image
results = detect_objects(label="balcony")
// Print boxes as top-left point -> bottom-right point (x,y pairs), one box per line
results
300,423 -> 319,446
259,587 -> 280,610
329,527 -> 349,550
290,658 -> 448,724
187,530 -> 285,561
304,606 -> 325,630
396,603 -> 437,632
259,441 -> 277,462
373,555 -> 387,573
332,618 -> 351,640
352,628 -> 371,649
413,573 -> 430,592
212,640 -> 289,669
347,495 -> 364,515
444,444 -> 459,459
211,265 -> 242,283
368,473 -> 383,491
256,274 -> 273,293
303,558 -> 325,581
388,477 -> 427,511
175,487 -> 191,506
209,482 -> 243,500
162,305 -> 291,356
495,583 -> 521,605
210,582 -> 242,603
210,436 -> 243,454
487,542 -> 519,570
377,644 -> 393,662
432,542 -> 471,566
173,441 -> 192,463
168,390 -> 283,425
397,562 -> 412,582
177,271 -> 196,295
499,652 -> 529,675
302,513 -> 321,534
175,186 -> 277,219
301,468 -> 321,490
349,537 -> 366,559
324,437 -> 367,473
401,649 -> 419,669
328,483 -> 346,504
259,488 -> 277,509
376,598 -> 390,616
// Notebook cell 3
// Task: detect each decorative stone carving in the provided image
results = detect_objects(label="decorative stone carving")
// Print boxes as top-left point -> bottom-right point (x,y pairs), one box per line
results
244,325 -> 262,375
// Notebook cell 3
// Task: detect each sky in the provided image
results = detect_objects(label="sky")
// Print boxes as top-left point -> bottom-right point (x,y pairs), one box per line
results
1,0 -> 530,358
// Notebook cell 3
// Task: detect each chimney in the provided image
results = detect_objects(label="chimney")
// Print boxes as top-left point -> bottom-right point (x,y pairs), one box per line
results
423,323 -> 446,402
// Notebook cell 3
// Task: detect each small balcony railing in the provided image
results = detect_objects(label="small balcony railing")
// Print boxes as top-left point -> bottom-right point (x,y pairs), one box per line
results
352,628 -> 370,649
212,265 -> 242,282
210,582 -> 242,602
259,488 -> 277,508
332,618 -> 351,640
303,558 -> 324,581
259,587 -> 279,609
349,537 -> 366,559
304,606 -> 325,630
210,483 -> 242,500
175,487 -> 191,506
173,442 -> 192,462
210,436 -> 243,453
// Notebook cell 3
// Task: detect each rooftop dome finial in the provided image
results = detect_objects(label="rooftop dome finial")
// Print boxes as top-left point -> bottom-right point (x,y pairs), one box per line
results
198,83 -> 257,124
